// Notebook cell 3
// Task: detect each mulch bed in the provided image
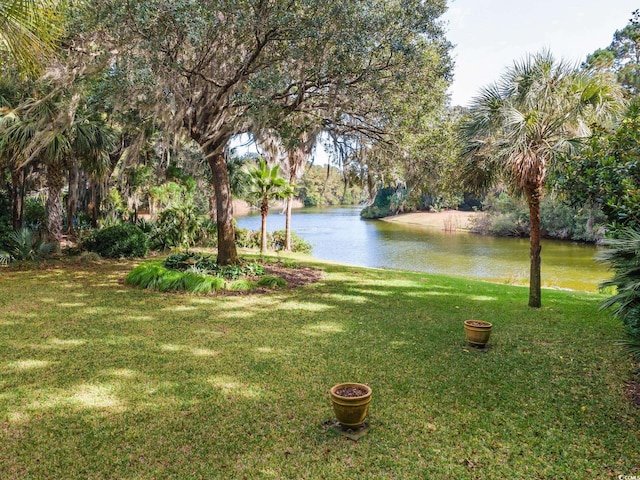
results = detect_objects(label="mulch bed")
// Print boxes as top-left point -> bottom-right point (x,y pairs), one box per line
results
262,264 -> 324,289
624,380 -> 640,408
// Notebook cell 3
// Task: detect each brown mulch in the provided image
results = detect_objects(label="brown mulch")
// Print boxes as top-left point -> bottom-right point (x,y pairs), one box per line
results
262,264 -> 325,289
624,381 -> 640,408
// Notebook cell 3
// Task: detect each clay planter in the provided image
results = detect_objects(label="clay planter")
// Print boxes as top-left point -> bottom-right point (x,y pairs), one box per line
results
330,383 -> 372,428
464,320 -> 493,347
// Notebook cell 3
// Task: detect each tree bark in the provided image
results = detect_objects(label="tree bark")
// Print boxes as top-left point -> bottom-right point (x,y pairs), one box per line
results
206,151 -> 239,265
66,162 -> 79,235
526,183 -> 543,308
260,199 -> 268,254
285,195 -> 293,251
45,164 -> 65,252
10,167 -> 24,229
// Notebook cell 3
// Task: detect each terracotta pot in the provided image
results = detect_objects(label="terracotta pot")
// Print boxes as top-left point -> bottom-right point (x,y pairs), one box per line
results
464,320 -> 493,347
330,383 -> 372,428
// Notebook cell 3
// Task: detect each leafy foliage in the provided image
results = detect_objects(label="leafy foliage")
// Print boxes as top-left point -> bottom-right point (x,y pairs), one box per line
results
256,275 -> 287,288
470,193 -> 607,242
152,204 -> 201,250
163,253 -> 264,280
84,223 -> 149,258
360,187 -> 407,219
584,9 -> 640,94
554,100 -> 640,234
125,262 -> 225,294
598,228 -> 640,359
0,227 -> 56,263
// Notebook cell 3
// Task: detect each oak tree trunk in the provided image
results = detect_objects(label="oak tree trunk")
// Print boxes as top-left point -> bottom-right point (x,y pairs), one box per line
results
206,151 -> 239,265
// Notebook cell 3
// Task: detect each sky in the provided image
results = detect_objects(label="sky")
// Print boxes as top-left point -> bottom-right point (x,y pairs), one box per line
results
443,0 -> 638,106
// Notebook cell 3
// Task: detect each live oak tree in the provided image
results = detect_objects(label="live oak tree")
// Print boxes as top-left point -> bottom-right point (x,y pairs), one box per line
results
459,51 -> 622,308
91,0 -> 451,265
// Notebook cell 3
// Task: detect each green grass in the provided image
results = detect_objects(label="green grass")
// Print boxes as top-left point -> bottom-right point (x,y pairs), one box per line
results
0,257 -> 638,479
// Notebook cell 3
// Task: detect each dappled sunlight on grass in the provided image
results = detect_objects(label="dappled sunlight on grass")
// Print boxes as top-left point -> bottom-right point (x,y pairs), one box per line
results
101,368 -> 138,379
5,359 -> 52,371
276,301 -> 332,312
470,295 -> 499,302
404,290 -> 453,298
215,310 -> 256,320
9,383 -> 123,423
161,344 -> 220,357
195,328 -> 226,337
323,293 -> 369,303
47,338 -> 86,347
57,302 -> 87,308
39,297 -> 56,303
162,305 -> 198,312
301,322 -> 345,336
0,258 -> 638,478
123,315 -> 155,322
208,375 -> 262,399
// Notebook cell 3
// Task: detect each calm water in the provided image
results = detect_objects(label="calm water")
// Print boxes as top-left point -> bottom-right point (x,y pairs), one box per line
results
236,207 -> 610,292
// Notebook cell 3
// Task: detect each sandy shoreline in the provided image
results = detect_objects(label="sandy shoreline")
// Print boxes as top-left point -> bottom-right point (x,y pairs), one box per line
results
380,210 -> 480,231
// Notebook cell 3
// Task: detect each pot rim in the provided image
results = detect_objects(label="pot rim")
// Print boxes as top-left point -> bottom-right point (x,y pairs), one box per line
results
464,320 -> 493,328
330,382 -> 372,399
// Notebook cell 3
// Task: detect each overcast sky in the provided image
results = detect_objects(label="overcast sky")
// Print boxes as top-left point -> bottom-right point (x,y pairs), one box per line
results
443,0 -> 638,106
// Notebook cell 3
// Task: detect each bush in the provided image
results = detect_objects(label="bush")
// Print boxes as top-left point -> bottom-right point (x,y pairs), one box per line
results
85,223 -> 149,258
469,192 -> 607,242
256,275 -> 287,288
598,228 -> 640,359
163,253 -> 264,279
0,227 -> 56,263
152,205 -> 201,250
271,230 -> 313,254
125,262 -> 225,293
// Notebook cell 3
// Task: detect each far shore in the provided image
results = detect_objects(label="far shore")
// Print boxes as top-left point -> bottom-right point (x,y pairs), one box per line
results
380,210 -> 480,232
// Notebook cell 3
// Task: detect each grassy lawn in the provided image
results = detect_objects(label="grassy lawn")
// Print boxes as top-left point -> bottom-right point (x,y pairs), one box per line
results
1,256 -> 638,479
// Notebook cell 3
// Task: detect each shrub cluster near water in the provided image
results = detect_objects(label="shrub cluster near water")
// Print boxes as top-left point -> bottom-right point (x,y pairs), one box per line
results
125,253 -> 287,294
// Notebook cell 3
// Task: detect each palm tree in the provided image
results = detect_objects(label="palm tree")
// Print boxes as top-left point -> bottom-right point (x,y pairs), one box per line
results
0,0 -> 66,75
245,159 -> 294,254
459,50 -> 623,308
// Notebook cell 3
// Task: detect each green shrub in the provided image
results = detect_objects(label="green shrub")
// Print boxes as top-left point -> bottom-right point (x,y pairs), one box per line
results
164,252 -> 217,272
85,223 -> 149,258
23,196 -> 46,229
126,262 -> 225,294
598,228 -> 640,359
228,279 -> 256,291
152,205 -> 201,250
1,227 -> 56,263
256,275 -> 287,288
215,261 -> 264,280
271,230 -> 313,254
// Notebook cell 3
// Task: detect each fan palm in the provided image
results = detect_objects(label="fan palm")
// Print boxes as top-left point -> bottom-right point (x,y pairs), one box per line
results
459,51 -> 623,307
245,159 -> 294,254
0,0 -> 66,75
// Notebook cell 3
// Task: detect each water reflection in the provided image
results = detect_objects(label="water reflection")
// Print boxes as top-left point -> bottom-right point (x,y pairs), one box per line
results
235,207 -> 609,291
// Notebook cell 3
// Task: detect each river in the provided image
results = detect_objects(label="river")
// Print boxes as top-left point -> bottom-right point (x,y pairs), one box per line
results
235,206 -> 610,292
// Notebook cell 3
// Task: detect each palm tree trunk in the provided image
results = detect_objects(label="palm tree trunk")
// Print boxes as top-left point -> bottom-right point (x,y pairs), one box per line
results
46,164 -> 65,252
526,184 -> 543,308
260,199 -> 268,254
206,151 -> 239,265
285,195 -> 293,251
66,162 -> 79,235
10,167 -> 24,229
